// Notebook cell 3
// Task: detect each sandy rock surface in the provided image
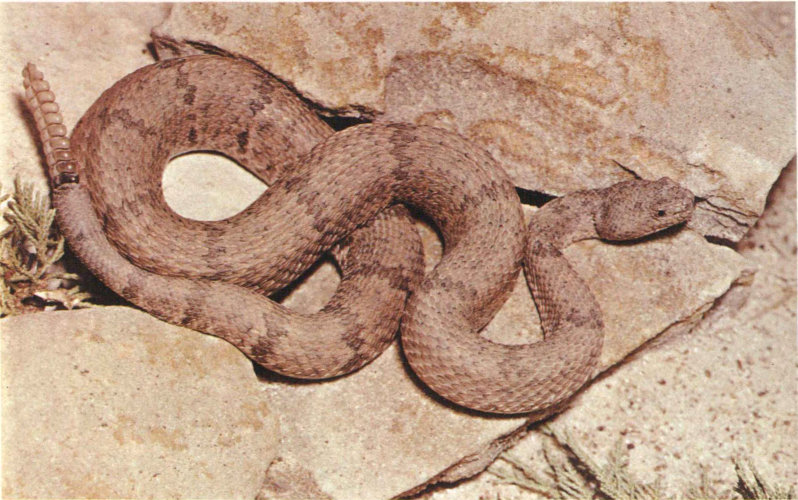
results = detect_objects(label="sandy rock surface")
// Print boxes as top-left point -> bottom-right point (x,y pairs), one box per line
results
1,307 -> 279,499
0,3 -> 794,499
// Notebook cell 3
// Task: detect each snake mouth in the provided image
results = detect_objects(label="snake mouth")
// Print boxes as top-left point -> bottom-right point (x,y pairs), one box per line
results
654,186 -> 696,228
670,195 -> 697,224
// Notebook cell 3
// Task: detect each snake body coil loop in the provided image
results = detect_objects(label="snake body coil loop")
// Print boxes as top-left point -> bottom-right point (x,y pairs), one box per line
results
22,55 -> 694,414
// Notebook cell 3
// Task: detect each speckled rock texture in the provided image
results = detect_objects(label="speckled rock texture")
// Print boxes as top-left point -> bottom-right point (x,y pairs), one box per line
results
0,3 -> 794,499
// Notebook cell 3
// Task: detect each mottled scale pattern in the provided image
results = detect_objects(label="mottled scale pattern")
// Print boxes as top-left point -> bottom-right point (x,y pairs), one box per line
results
23,53 -> 694,414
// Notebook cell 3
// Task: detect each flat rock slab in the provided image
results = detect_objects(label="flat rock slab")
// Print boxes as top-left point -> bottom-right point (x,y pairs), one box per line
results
156,3 -> 795,242
1,307 -> 279,499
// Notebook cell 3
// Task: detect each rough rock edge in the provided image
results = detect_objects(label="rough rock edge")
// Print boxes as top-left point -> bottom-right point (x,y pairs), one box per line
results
258,457 -> 335,500
149,32 -> 336,121
394,423 -> 535,499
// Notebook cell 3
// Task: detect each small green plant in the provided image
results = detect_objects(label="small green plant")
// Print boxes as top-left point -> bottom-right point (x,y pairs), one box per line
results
488,425 -> 795,500
0,178 -> 92,316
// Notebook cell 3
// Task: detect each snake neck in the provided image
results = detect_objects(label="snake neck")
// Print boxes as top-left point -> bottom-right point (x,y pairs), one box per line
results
527,190 -> 603,249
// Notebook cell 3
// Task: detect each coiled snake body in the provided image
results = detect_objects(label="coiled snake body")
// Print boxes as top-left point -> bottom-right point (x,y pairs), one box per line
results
22,53 -> 694,414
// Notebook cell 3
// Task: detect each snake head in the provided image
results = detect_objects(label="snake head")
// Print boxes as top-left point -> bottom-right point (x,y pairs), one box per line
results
595,177 -> 695,241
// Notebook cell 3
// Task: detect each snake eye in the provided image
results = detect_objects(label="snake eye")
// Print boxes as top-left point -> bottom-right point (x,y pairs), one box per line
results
657,209 -> 666,217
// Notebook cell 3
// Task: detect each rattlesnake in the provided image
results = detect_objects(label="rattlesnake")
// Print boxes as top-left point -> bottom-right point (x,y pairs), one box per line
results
22,52 -> 694,414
